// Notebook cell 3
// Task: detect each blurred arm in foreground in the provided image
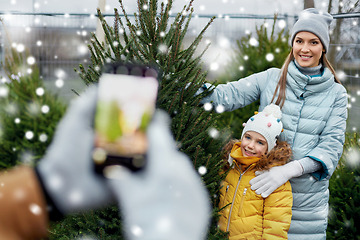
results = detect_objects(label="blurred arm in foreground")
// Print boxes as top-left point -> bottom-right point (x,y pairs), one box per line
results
0,86 -> 210,240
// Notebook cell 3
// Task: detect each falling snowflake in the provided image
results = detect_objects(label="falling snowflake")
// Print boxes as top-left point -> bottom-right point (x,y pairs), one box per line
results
214,105 -> 224,114
203,102 -> 213,111
266,53 -> 274,62
29,203 -> 42,215
244,55 -> 249,60
55,79 -> 64,88
39,133 -> 48,142
28,102 -> 40,116
16,44 -> 25,52
345,148 -> 360,169
5,103 -> 18,115
14,118 -> 20,124
0,86 -> 9,97
249,37 -> 259,47
25,131 -> 34,140
36,87 -> 45,96
158,44 -> 168,54
68,189 -> 83,205
198,166 -> 207,175
210,63 -> 219,71
21,151 -> 35,165
278,20 -> 286,29
209,128 -> 220,138
41,105 -> 50,114
336,70 -> 347,82
27,56 -> 36,65
131,225 -> 143,237
77,44 -> 87,55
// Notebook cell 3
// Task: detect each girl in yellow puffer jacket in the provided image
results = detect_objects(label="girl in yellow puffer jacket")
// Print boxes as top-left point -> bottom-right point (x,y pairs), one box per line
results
219,104 -> 293,240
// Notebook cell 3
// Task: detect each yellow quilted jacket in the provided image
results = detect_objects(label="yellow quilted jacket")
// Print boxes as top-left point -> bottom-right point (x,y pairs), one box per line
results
218,142 -> 293,240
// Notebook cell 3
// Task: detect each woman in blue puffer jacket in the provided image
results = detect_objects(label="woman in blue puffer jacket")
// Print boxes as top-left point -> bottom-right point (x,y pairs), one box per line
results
201,8 -> 347,240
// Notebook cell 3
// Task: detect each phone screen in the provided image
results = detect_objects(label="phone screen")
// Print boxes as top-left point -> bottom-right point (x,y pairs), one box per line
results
93,68 -> 158,176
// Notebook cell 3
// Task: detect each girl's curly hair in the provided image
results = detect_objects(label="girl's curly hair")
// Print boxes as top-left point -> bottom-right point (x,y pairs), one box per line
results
221,139 -> 240,171
254,140 -> 292,171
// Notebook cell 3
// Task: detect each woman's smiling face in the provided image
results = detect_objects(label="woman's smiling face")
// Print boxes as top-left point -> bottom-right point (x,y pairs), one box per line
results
292,31 -> 324,68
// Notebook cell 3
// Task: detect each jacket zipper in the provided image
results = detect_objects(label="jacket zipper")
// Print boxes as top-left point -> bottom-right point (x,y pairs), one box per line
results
226,172 -> 243,232
226,164 -> 254,232
238,188 -> 247,215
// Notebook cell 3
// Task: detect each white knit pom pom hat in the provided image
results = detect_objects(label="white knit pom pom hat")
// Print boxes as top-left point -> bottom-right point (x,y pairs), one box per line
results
241,104 -> 283,152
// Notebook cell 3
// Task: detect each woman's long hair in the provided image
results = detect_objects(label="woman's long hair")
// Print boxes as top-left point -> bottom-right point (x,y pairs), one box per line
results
271,48 -> 342,108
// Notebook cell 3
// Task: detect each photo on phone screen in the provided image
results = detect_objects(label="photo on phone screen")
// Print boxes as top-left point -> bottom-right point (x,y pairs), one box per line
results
92,64 -> 158,177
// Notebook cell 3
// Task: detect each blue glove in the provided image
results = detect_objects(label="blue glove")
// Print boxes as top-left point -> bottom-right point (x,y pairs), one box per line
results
107,110 -> 211,240
249,160 -> 303,198
36,86 -> 116,215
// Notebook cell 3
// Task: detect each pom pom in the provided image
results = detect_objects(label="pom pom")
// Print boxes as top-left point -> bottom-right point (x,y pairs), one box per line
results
277,119 -> 281,122
254,111 -> 258,115
267,122 -> 272,127
281,128 -> 284,132
242,123 -> 246,127
250,117 -> 254,121
263,104 -> 282,119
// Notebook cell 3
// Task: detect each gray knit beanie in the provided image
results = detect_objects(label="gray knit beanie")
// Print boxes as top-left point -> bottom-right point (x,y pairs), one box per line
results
290,8 -> 333,53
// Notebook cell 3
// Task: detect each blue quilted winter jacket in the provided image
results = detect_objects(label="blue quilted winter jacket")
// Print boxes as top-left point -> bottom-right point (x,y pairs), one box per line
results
203,61 -> 348,240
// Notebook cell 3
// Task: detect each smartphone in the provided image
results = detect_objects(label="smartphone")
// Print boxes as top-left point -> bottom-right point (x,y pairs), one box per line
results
92,63 -> 158,177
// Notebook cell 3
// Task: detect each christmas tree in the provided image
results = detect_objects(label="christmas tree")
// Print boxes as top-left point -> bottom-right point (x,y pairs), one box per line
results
216,16 -> 291,138
0,24 -> 66,170
327,132 -> 360,239
51,0 -> 230,238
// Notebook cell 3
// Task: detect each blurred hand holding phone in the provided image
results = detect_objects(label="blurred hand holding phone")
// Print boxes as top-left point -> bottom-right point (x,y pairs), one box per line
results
93,63 -> 159,176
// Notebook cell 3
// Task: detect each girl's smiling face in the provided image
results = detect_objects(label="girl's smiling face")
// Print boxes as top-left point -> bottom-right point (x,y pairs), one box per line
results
293,31 -> 324,68
240,131 -> 268,158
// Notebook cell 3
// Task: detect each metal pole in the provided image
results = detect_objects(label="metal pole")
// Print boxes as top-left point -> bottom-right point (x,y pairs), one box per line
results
96,0 -> 106,44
